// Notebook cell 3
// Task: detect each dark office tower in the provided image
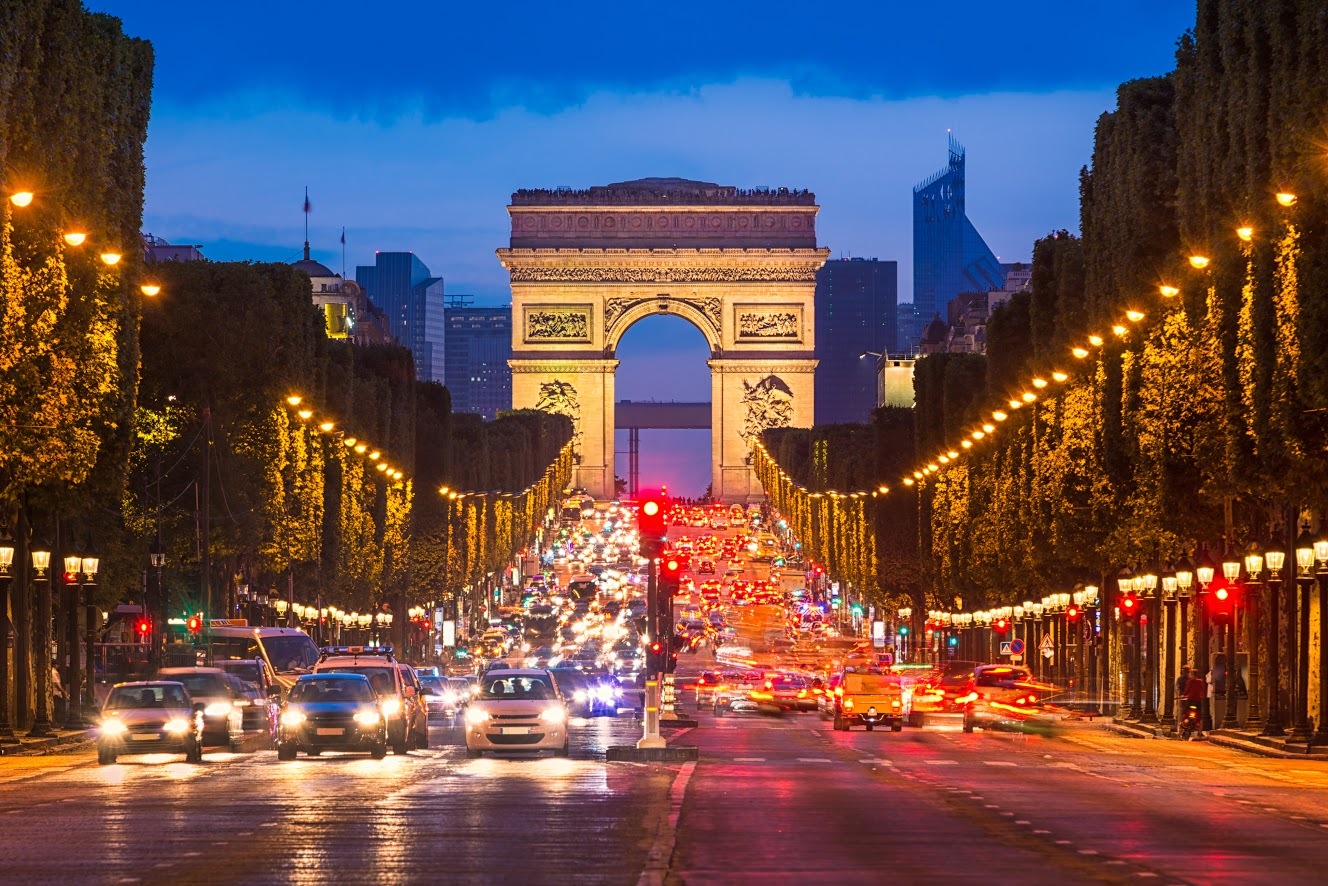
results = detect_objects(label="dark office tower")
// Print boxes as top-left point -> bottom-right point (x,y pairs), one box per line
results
910,134 -> 1005,350
814,257 -> 898,425
355,252 -> 445,382
444,305 -> 513,420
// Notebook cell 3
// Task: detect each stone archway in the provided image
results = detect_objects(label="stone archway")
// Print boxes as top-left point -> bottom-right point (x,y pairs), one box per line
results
499,177 -> 828,501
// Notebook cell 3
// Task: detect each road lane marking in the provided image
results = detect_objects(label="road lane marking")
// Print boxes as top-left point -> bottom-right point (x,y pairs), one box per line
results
733,757 -> 765,762
925,760 -> 958,765
638,760 -> 696,886
859,758 -> 893,765
797,758 -> 832,763
983,760 -> 1017,767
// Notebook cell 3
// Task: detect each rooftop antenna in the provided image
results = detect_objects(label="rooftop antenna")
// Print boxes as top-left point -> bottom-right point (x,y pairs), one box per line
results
302,186 -> 311,261
340,226 -> 346,279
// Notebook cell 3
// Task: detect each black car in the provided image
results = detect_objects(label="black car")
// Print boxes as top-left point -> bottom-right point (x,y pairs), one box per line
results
276,673 -> 388,760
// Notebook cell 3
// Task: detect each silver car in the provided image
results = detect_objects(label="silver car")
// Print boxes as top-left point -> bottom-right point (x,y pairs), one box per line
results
98,681 -> 204,765
463,669 -> 569,758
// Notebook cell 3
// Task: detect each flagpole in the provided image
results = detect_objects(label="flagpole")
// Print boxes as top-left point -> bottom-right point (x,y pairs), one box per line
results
341,226 -> 346,279
303,186 -> 311,261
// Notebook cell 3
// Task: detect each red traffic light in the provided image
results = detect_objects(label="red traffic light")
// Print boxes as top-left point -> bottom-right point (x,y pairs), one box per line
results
992,617 -> 1009,635
186,615 -> 202,633
648,640 -> 663,654
1120,594 -> 1139,618
1213,586 -> 1230,602
136,619 -> 151,635
1066,605 -> 1081,622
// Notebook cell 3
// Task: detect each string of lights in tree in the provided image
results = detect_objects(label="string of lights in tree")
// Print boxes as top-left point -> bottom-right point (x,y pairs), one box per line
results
901,191 -> 1299,492
283,394 -> 408,485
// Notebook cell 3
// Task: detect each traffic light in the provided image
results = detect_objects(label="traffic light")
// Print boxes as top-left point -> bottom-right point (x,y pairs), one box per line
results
899,625 -> 910,636
947,635 -> 958,648
135,617 -> 151,639
1210,584 -> 1234,626
992,617 -> 1010,635
660,556 -> 682,592
638,490 -> 666,557
1119,593 -> 1140,620
1065,604 -> 1081,622
186,614 -> 203,637
646,638 -> 666,673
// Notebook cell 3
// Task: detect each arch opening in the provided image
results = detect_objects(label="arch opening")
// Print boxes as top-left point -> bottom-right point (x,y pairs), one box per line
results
613,313 -> 712,501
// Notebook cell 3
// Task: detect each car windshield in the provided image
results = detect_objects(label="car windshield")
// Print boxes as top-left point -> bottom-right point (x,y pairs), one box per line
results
106,685 -> 190,710
480,675 -> 554,700
289,678 -> 376,704
219,662 -> 263,685
844,674 -> 899,693
321,666 -> 397,697
165,673 -> 228,697
419,675 -> 446,691
260,635 -> 321,672
551,670 -> 589,692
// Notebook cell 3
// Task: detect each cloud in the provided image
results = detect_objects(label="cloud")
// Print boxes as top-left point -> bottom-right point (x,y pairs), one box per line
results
93,1 -> 1190,120
141,79 -> 1113,301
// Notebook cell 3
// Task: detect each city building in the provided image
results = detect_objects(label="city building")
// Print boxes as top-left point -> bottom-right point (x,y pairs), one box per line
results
813,257 -> 897,424
876,356 -> 916,408
142,234 -> 203,263
293,244 -> 392,347
909,134 -> 1005,350
444,301 -> 512,419
355,252 -> 446,383
895,303 -> 928,354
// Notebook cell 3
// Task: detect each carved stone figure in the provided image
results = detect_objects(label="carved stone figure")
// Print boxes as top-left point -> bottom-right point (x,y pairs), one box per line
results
738,310 -> 800,338
526,309 -> 590,340
740,375 -> 795,447
535,380 -> 582,456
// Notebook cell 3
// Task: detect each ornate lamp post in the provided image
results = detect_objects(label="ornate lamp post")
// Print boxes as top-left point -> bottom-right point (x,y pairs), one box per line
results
1195,545 -> 1216,730
1243,541 -> 1264,730
1314,526 -> 1328,744
28,538 -> 55,738
81,550 -> 100,716
1082,583 -> 1099,697
1174,557 -> 1195,678
0,528 -> 17,741
1288,524 -> 1316,742
1159,565 -> 1179,729
1220,543 -> 1242,729
1139,563 -> 1160,724
149,537 -> 165,669
1118,566 -> 1140,719
1261,536 -> 1286,736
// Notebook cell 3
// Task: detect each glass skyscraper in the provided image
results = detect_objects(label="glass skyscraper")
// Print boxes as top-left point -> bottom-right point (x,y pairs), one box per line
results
908,134 -> 1005,350
444,306 -> 513,420
355,252 -> 445,383
814,258 -> 897,425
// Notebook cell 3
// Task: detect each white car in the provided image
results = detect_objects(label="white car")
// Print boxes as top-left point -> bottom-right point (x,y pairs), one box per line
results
464,669 -> 570,758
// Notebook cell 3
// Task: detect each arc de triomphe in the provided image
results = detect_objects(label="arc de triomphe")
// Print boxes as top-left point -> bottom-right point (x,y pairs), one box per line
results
499,177 -> 828,502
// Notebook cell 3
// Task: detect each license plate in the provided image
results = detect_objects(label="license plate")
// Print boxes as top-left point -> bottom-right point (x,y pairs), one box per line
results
131,733 -> 158,741
500,726 -> 530,735
316,728 -> 344,736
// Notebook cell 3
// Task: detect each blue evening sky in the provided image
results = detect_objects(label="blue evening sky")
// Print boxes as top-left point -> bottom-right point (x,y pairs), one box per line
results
91,1 -> 1195,496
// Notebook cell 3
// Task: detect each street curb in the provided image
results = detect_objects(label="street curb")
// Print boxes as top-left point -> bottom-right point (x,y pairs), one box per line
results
0,730 -> 95,757
1104,719 -> 1328,760
660,718 -> 699,728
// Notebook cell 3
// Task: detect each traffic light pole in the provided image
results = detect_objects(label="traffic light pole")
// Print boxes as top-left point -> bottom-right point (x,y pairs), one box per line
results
638,555 -> 665,750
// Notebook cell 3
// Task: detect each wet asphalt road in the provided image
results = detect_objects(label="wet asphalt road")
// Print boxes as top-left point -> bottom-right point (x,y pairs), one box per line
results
8,704 -> 1328,884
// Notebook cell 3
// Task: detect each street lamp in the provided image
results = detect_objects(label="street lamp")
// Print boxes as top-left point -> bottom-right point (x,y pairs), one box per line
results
1315,525 -> 1328,744
1261,535 -> 1287,736
1140,561 -> 1159,724
1159,564 -> 1179,729
0,528 -> 16,741
28,537 -> 55,738
80,549 -> 100,718
1289,523 -> 1316,742
1242,541 -> 1264,730
1118,566 -> 1141,719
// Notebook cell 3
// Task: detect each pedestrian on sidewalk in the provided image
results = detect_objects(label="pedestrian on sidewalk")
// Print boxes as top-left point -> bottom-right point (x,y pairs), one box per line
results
1183,667 -> 1207,739
1173,663 -> 1189,731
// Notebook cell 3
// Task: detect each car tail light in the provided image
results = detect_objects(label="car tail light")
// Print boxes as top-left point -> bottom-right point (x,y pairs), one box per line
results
843,698 -> 854,710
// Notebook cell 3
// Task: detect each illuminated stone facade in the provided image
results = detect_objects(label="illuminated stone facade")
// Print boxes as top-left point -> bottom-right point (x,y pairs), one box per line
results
501,178 -> 828,501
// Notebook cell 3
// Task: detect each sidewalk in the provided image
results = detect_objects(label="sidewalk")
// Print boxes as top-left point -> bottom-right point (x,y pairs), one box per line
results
0,726 -> 95,757
1106,716 -> 1328,759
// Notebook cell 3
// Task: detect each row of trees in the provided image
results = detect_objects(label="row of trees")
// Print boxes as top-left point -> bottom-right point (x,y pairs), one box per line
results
753,1 -> 1328,626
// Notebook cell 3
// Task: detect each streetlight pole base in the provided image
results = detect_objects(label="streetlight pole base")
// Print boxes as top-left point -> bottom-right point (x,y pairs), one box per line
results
1259,717 -> 1286,737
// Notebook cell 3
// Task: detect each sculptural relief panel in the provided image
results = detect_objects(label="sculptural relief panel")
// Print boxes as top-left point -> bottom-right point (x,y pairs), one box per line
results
524,306 -> 593,343
734,306 -> 803,341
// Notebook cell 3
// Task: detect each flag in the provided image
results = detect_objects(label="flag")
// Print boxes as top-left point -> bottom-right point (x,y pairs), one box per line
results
340,227 -> 345,245
303,195 -> 311,214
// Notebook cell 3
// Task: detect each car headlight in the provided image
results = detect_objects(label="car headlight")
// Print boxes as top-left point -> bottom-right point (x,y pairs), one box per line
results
100,718 -> 127,736
464,707 -> 490,726
164,718 -> 192,735
540,706 -> 567,724
280,709 -> 307,728
204,702 -> 232,717
441,691 -> 458,704
573,690 -> 587,703
380,697 -> 402,717
354,709 -> 381,727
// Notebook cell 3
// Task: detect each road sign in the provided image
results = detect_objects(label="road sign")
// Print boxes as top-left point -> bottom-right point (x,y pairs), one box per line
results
999,641 -> 1013,656
1040,634 -> 1054,651
872,620 -> 886,648
1008,638 -> 1026,656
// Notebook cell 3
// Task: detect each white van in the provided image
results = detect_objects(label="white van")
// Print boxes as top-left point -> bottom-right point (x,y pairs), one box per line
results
208,623 -> 321,697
